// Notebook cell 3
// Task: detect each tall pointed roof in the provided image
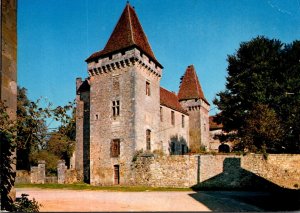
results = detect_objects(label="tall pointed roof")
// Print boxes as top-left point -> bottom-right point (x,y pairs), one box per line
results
86,3 -> 162,68
178,65 -> 209,104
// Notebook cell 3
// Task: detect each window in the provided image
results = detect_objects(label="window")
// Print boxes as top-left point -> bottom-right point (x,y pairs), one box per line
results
171,111 -> 175,126
146,129 -> 151,150
111,139 -> 120,157
112,100 -> 120,117
160,107 -> 163,122
95,114 -> 98,120
182,115 -> 185,128
146,81 -> 151,96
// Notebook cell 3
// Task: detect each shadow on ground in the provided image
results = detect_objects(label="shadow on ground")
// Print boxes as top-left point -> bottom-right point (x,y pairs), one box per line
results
189,157 -> 300,211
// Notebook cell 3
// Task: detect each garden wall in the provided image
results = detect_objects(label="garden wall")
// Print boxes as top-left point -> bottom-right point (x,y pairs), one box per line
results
132,154 -> 300,189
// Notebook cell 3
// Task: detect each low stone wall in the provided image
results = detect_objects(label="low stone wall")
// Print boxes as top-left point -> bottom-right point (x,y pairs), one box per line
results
132,154 -> 300,190
15,170 -> 31,184
132,155 -> 198,187
65,169 -> 81,184
45,176 -> 57,184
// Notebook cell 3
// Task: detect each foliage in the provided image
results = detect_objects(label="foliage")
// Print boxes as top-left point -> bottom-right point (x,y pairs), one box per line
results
16,86 -> 76,172
11,193 -> 41,212
239,104 -> 284,153
17,87 -> 48,170
132,149 -> 144,162
29,150 -> 60,176
46,132 -> 75,168
0,101 -> 16,211
213,36 -> 300,153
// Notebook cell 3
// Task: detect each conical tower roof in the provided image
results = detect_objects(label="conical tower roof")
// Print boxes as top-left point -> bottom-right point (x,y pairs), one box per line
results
178,65 -> 209,104
86,3 -> 162,68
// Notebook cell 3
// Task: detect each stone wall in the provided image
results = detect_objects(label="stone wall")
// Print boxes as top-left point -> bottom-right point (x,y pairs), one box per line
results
15,170 -> 31,184
30,161 -> 46,184
132,154 -> 300,190
159,105 -> 189,155
132,155 -> 198,187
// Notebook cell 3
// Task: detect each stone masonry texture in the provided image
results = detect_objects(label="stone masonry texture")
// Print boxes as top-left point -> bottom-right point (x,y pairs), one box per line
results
1,0 -> 17,203
131,154 -> 300,189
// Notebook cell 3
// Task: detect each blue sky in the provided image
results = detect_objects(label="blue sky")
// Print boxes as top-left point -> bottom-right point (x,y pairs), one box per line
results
18,0 -> 300,117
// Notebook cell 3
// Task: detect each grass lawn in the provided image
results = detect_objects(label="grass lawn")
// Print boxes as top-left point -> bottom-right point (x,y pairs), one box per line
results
15,183 -> 193,192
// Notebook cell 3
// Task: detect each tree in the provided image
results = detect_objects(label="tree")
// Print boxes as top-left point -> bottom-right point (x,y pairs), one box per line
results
0,101 -> 16,211
16,87 -> 48,170
16,86 -> 76,171
214,36 -> 300,153
238,104 -> 284,153
46,132 -> 75,169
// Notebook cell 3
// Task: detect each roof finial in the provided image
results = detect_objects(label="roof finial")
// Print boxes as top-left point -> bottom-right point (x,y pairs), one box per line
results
127,1 -> 129,4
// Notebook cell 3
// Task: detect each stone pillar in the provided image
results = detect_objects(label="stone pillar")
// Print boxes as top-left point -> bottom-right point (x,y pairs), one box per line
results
57,160 -> 67,184
1,0 -> 17,208
37,160 -> 46,184
31,161 -> 46,184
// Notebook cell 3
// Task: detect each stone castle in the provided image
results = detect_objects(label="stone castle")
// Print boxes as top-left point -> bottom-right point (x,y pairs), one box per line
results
75,3 -> 210,185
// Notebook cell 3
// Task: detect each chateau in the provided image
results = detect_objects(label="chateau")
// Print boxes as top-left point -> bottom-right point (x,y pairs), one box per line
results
75,3 -> 210,185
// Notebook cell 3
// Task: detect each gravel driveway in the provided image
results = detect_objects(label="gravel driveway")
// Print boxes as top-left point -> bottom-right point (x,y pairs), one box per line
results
16,188 -> 211,211
17,188 -> 300,212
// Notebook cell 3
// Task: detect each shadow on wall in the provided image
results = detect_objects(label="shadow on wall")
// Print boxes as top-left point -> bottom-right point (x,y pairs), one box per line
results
189,157 -> 300,211
168,135 -> 188,155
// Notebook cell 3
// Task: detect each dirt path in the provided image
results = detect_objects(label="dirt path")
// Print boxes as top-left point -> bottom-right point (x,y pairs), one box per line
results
16,188 -> 211,211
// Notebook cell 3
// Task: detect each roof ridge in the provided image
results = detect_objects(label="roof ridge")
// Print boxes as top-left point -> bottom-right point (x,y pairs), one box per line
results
127,4 -> 135,44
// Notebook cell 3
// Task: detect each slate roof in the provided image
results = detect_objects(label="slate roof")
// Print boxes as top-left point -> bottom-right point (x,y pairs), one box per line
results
160,87 -> 188,115
178,65 -> 209,105
86,3 -> 162,68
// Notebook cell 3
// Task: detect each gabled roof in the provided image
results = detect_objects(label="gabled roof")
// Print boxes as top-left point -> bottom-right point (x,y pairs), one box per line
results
86,3 -> 162,68
160,87 -> 188,115
178,65 -> 209,104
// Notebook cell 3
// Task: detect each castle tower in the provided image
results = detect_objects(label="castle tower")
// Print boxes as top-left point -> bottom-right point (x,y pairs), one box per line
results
178,65 -> 210,152
81,3 -> 162,185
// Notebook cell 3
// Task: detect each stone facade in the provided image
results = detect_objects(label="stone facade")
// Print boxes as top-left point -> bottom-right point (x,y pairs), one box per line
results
159,105 -> 189,155
75,3 -> 209,185
180,99 -> 210,151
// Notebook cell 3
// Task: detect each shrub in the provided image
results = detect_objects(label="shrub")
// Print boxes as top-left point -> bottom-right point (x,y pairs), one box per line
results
11,193 -> 41,212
